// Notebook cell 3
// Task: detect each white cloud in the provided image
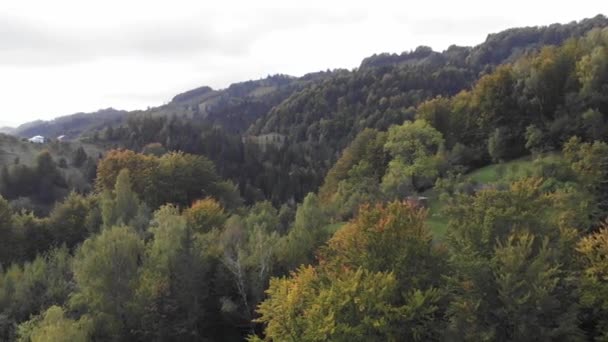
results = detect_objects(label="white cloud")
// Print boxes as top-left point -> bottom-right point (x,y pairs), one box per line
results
0,0 -> 605,126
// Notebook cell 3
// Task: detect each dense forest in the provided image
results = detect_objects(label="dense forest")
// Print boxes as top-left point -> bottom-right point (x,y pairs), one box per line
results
1,15 -> 608,341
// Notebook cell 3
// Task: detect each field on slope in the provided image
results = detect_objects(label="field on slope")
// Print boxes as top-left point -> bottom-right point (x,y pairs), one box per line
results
426,153 -> 563,239
0,134 -> 103,166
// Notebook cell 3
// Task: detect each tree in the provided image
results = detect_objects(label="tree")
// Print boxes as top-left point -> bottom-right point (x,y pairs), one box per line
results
220,213 -> 281,325
17,306 -> 92,342
488,127 -> 510,162
114,169 -> 140,225
47,192 -> 91,249
282,193 -> 329,269
582,109 -> 606,141
0,196 -> 14,266
134,205 -> 213,340
254,267 -> 415,342
71,146 -> 88,168
150,152 -> 221,208
577,224 -> 608,341
0,246 -> 74,340
524,124 -> 546,155
256,201 -> 447,341
445,178 -> 582,340
576,35 -> 608,110
416,96 -> 457,146
96,149 -> 156,198
321,201 -> 446,293
563,137 -> 608,221
71,226 -> 144,339
100,169 -> 148,231
319,129 -> 387,204
184,197 -> 227,234
332,160 -> 382,219
243,201 -> 279,234
382,119 -> 445,196
34,151 -> 66,204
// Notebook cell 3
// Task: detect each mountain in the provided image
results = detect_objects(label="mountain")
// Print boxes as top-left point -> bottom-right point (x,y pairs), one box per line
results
13,108 -> 127,139
13,73 -> 332,142
12,14 -> 608,205
17,15 -> 608,145
133,73 -> 330,135
360,14 -> 608,70
0,127 -> 15,135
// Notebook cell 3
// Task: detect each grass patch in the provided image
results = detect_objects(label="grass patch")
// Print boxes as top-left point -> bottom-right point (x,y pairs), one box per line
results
324,222 -> 347,235
423,153 -> 564,240
427,215 -> 448,239
466,153 -> 562,185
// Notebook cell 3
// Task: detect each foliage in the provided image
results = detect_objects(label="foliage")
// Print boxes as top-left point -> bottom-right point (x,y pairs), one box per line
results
256,201 -> 447,341
17,306 -> 92,342
382,119 -> 445,196
184,197 -> 227,234
70,226 -> 144,339
445,178 -> 582,340
577,225 -> 608,341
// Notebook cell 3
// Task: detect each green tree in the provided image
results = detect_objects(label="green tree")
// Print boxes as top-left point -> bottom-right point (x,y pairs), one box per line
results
563,137 -> 608,221
282,193 -> 329,269
382,119 -> 445,196
332,160 -> 382,219
34,151 -> 66,204
47,192 -> 91,249
524,124 -> 546,155
0,196 -> 14,266
416,96 -> 458,146
134,205 -> 213,340
0,246 -> 73,340
71,146 -> 88,168
582,109 -> 607,142
577,224 -> 608,341
488,127 -> 510,162
220,213 -> 281,324
17,306 -> 92,342
100,169 -> 148,231
71,225 -> 144,339
151,152 -> 221,208
445,178 -> 582,340
243,201 -> 279,234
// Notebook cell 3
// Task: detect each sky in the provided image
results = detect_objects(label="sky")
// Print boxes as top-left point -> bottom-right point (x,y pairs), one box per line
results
0,1 -> 605,127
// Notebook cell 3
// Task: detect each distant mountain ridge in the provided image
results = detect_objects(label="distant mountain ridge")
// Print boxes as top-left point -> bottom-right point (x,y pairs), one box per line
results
13,108 -> 127,139
360,14 -> 608,70
12,73 -> 327,140
12,14 -> 608,144
4,14 -> 606,206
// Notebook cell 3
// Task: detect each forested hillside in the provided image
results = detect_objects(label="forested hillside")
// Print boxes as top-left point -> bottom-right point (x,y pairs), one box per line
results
96,14 -> 608,205
1,15 -> 608,342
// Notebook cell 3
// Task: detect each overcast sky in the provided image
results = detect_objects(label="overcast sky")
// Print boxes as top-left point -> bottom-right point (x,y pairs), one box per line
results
0,1 -> 605,127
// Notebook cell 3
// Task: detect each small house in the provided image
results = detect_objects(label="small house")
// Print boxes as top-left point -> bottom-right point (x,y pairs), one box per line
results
28,135 -> 45,144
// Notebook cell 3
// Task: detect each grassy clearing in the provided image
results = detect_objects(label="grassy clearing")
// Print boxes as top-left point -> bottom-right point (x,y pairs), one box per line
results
425,153 -> 564,240
466,153 -> 562,184
324,222 -> 347,235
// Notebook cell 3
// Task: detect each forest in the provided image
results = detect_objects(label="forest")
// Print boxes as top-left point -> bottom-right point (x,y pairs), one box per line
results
1,15 -> 608,341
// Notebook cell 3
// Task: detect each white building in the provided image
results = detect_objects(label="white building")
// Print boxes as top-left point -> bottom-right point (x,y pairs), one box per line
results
28,135 -> 45,144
